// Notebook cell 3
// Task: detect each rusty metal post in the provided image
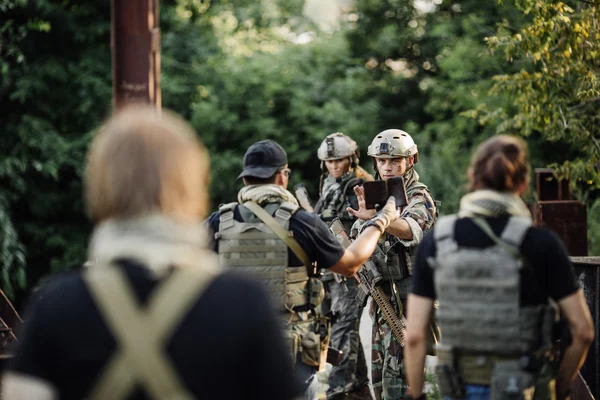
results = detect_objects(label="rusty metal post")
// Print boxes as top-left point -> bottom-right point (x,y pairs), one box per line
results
111,0 -> 161,111
532,169 -> 598,396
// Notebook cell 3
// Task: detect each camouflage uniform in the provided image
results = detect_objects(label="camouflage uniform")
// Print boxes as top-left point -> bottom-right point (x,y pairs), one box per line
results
316,172 -> 372,399
314,133 -> 374,399
357,170 -> 437,400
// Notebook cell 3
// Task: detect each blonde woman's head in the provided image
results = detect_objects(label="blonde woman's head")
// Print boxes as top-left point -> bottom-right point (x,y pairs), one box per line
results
85,106 -> 209,223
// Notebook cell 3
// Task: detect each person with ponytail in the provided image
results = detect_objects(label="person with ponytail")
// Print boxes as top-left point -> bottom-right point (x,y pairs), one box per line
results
314,132 -> 374,400
404,135 -> 594,400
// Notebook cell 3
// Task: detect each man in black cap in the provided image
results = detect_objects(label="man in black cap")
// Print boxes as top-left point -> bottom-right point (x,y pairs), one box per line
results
206,139 -> 401,400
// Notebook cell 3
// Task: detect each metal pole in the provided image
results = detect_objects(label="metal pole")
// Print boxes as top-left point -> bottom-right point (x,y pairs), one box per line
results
111,0 -> 161,111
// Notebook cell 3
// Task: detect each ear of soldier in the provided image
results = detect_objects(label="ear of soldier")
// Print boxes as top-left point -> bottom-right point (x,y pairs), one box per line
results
314,132 -> 376,399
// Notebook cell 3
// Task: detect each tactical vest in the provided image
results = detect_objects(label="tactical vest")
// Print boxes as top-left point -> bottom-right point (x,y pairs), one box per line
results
315,175 -> 362,232
431,215 -> 556,396
216,201 -> 318,312
371,181 -> 434,283
370,236 -> 411,283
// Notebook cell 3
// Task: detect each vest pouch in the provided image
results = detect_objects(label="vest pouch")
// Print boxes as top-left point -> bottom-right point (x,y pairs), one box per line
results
285,329 -> 301,369
321,209 -> 336,221
490,360 -> 535,400
435,345 -> 466,398
284,267 -> 311,310
435,364 -> 466,399
532,363 -> 556,400
301,331 -> 321,368
308,277 -> 325,309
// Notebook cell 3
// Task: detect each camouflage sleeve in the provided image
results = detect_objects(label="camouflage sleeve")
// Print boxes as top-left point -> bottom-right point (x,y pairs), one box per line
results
350,218 -> 367,238
397,189 -> 436,247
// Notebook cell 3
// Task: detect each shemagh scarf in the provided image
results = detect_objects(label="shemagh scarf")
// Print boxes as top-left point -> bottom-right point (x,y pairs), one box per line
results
458,189 -> 532,220
314,172 -> 356,214
237,184 -> 299,206
87,214 -> 218,277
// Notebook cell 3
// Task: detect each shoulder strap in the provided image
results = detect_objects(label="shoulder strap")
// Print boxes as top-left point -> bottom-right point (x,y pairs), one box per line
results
500,216 -> 532,248
433,215 -> 458,257
242,201 -> 312,268
218,202 -> 238,231
342,177 -> 361,195
471,217 -> 521,258
275,202 -> 299,228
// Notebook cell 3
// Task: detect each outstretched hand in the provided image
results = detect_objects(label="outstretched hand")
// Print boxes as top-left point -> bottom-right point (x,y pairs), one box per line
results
346,185 -> 377,221
375,196 -> 401,228
357,196 -> 401,235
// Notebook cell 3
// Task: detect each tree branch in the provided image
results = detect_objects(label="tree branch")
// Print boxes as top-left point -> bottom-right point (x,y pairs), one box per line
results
558,106 -> 568,128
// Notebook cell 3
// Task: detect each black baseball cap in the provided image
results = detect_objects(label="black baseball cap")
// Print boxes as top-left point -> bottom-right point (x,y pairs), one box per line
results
238,139 -> 288,179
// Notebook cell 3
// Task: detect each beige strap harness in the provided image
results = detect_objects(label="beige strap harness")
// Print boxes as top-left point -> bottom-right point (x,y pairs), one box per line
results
83,263 -> 220,400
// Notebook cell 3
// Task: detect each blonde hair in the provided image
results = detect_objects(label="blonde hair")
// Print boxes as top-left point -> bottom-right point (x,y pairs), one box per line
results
85,106 -> 209,223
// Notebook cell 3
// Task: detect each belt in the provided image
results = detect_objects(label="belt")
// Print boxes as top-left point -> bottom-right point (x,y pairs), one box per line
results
438,351 -> 520,385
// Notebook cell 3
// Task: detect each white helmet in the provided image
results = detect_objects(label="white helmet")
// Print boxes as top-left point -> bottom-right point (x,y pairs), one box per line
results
317,133 -> 359,162
367,129 -> 418,162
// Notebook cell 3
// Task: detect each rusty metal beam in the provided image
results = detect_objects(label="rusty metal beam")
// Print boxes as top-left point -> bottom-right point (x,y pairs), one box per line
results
111,0 -> 161,111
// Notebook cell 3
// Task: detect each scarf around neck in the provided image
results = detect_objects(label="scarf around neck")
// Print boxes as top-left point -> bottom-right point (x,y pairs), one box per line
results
458,189 -> 532,220
87,214 -> 218,277
237,184 -> 299,206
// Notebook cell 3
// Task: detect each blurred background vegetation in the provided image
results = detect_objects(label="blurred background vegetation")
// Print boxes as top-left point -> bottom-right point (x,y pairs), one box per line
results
1,0 -> 599,303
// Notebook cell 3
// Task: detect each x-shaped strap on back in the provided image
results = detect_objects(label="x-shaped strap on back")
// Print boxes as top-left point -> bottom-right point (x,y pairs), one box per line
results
83,262 -> 220,400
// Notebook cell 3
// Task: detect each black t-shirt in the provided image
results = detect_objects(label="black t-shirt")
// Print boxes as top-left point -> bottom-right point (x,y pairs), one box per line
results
207,204 -> 346,269
411,216 -> 579,306
8,262 -> 302,400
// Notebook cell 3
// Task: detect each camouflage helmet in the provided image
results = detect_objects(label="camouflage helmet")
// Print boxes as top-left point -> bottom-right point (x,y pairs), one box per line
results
367,129 -> 418,163
317,132 -> 359,161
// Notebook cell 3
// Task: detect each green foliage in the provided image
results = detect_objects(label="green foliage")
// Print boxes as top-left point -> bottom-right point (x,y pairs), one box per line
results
1,0 -> 110,297
2,0 -> 600,298
425,370 -> 442,400
414,0 -> 527,214
482,0 -> 600,190
189,32 -> 381,207
0,197 -> 25,298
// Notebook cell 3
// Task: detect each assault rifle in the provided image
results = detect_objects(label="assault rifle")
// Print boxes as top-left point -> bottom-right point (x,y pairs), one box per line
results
294,183 -> 314,213
329,218 -> 407,347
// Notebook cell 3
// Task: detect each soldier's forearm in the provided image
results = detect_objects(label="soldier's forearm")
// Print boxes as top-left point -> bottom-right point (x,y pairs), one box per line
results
404,334 -> 428,397
557,338 -> 592,398
331,226 -> 382,277
385,218 -> 413,240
